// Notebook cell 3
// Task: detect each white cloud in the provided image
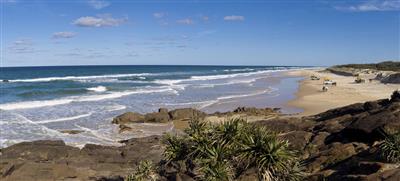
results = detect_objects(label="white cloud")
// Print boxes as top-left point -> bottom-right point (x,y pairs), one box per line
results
73,14 -> 127,27
52,32 -> 77,39
176,18 -> 194,25
88,0 -> 110,10
153,12 -> 166,18
8,39 -> 35,53
336,0 -> 400,12
223,15 -> 245,21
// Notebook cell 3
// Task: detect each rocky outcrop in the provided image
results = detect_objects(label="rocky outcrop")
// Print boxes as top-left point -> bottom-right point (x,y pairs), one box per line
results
381,73 -> 400,84
1,91 -> 399,181
169,108 -> 206,121
113,107 -> 279,133
112,112 -> 145,124
297,91 -> 400,180
0,136 -> 163,181
112,108 -> 208,125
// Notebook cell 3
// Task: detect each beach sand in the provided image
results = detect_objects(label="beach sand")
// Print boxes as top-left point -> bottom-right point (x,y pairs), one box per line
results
287,69 -> 399,116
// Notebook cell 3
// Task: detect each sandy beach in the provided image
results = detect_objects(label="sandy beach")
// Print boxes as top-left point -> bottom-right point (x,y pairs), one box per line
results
287,69 -> 399,116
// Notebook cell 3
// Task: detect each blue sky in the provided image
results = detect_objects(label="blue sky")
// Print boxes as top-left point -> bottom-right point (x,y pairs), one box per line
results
1,0 -> 399,67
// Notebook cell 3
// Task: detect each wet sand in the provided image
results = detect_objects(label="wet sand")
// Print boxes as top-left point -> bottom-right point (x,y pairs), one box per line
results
201,72 -> 303,114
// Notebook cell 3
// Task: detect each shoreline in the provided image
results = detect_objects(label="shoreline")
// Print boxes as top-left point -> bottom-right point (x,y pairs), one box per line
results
0,67 -> 397,149
286,69 -> 399,116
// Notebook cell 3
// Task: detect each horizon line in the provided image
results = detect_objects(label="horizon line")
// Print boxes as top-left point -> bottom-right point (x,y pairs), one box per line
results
0,64 -> 321,68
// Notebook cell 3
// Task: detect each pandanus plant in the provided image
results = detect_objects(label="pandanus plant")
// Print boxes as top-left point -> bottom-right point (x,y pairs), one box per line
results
161,118 -> 303,181
380,132 -> 400,163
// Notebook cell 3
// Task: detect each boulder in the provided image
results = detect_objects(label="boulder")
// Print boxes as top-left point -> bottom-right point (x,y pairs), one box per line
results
365,168 -> 400,181
112,112 -> 144,124
313,103 -> 365,122
144,112 -> 170,123
232,107 -> 278,116
159,108 -> 169,114
168,108 -> 206,121
390,90 -> 400,102
381,73 -> 400,84
0,140 -> 79,161
279,131 -> 313,151
255,117 -> 315,132
305,142 -> 368,173
340,108 -> 400,143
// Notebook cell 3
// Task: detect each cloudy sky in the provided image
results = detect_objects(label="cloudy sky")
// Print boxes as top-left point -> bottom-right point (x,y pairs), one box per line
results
1,0 -> 399,67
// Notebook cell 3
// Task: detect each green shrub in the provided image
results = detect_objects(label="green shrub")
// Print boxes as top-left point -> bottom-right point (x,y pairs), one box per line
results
162,118 -> 303,181
239,126 -> 302,181
126,160 -> 158,181
163,134 -> 189,163
380,132 -> 400,163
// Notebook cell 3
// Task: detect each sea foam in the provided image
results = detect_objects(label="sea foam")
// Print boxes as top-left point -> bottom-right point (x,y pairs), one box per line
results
86,86 -> 107,92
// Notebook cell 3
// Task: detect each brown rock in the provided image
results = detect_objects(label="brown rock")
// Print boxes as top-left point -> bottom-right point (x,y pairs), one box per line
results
159,108 -> 169,114
0,136 -> 164,181
279,131 -> 313,150
144,112 -> 170,123
365,168 -> 400,181
168,108 -> 206,121
255,117 -> 315,132
59,130 -> 84,134
112,112 -> 144,124
306,142 -> 368,173
118,124 -> 132,133
232,107 -> 278,116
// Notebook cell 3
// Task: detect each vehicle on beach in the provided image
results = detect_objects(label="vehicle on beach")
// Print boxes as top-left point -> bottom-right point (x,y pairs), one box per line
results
310,75 -> 320,80
323,77 -> 337,86
355,76 -> 366,83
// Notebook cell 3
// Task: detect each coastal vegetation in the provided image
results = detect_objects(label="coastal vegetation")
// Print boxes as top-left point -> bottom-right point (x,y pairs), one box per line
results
332,61 -> 400,72
126,160 -> 158,181
380,132 -> 400,163
128,119 -> 303,181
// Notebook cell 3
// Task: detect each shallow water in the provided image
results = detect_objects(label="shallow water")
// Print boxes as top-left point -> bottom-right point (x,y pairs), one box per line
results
0,65 -> 306,148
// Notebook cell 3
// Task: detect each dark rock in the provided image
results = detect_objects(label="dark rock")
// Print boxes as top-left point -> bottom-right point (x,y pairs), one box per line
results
112,112 -> 144,124
390,90 -> 400,102
365,168 -> 400,181
159,108 -> 169,114
91,175 -> 124,181
0,140 -> 79,161
255,117 -> 315,132
313,103 -> 365,122
313,114 -> 352,133
364,101 -> 382,111
0,136 -> 164,181
339,108 -> 400,143
59,130 -> 84,134
232,107 -> 277,116
279,131 -> 313,150
305,142 -> 368,173
381,73 -> 400,84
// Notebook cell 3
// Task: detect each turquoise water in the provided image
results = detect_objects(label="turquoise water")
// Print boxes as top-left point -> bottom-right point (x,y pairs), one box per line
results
0,65 -> 305,147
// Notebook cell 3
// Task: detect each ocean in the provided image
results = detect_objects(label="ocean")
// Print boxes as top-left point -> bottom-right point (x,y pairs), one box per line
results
0,65 -> 305,148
